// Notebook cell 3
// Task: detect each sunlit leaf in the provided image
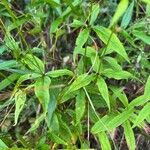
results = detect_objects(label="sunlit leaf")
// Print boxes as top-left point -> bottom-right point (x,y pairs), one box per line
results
89,4 -> 100,25
110,0 -> 129,27
121,0 -> 134,28
0,139 -> 8,149
34,76 -> 51,112
123,120 -> 136,150
97,132 -> 111,150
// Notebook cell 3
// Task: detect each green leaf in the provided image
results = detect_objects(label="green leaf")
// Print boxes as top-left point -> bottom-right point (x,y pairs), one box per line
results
102,69 -> 133,80
93,26 -> 129,62
97,76 -> 110,110
144,75 -> 150,99
74,28 -> 89,60
8,14 -> 31,31
0,60 -> 18,70
109,0 -> 129,27
71,19 -> 85,28
0,45 -> 6,54
17,73 -> 41,86
91,108 -> 133,134
97,132 -> 111,150
4,32 -> 20,58
75,28 -> 89,48
64,73 -> 94,96
23,54 -> 45,74
75,90 -> 86,124
14,90 -> 26,125
0,73 -> 20,91
141,0 -> 150,4
146,3 -> 150,16
46,69 -> 74,78
44,0 -> 60,7
34,76 -> 51,112
50,0 -> 82,33
123,120 -> 136,150
132,30 -> 150,45
28,113 -> 45,132
129,95 -> 146,108
103,56 -> 122,71
129,76 -> 150,108
121,0 -> 134,29
48,132 -> 67,145
0,139 -> 8,149
133,102 -> 150,128
50,17 -> 63,33
110,86 -> 128,107
89,4 -> 100,25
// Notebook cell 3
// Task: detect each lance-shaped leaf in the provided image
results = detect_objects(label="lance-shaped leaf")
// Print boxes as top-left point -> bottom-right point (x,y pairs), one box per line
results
102,69 -> 133,80
73,28 -> 89,60
28,113 -> 45,132
97,76 -> 110,110
92,108 -> 133,134
97,132 -> 111,150
110,0 -> 129,27
121,0 -> 134,29
75,90 -> 86,124
132,30 -> 150,45
89,4 -> 100,25
46,69 -> 74,78
93,26 -> 129,62
123,120 -> 136,150
64,73 -> 94,97
133,102 -> 150,128
14,90 -> 26,125
34,76 -> 51,112
23,54 -> 45,74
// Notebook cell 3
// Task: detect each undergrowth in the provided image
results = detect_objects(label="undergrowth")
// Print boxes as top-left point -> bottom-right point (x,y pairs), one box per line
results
0,0 -> 150,149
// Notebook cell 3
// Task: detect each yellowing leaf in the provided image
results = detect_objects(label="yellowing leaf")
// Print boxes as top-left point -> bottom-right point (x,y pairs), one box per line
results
14,90 -> 26,125
110,0 -> 129,27
34,76 -> 51,112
